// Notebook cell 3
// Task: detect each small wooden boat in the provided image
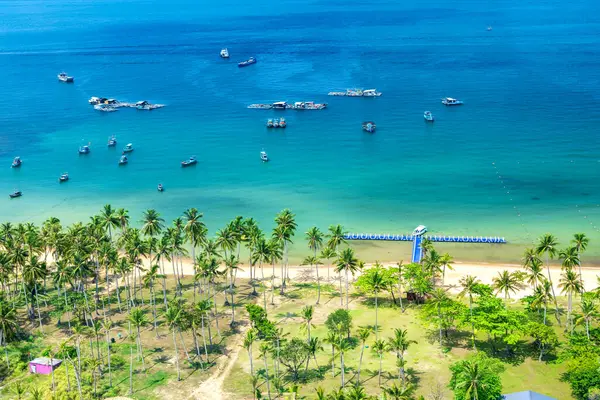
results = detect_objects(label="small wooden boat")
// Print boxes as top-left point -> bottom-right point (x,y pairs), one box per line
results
424,111 -> 434,122
279,118 -> 287,128
238,57 -> 257,67
123,143 -> 134,153
78,144 -> 90,154
58,72 -> 74,83
157,184 -> 164,192
267,119 -> 274,128
9,190 -> 22,198
108,136 -> 117,147
11,157 -> 22,168
119,154 -> 128,165
59,173 -> 69,182
260,150 -> 269,162
362,121 -> 376,133
220,48 -> 230,58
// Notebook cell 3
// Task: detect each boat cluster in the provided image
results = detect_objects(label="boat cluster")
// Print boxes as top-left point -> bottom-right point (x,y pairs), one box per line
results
89,97 -> 165,112
248,101 -> 327,110
266,118 -> 286,128
328,88 -> 382,97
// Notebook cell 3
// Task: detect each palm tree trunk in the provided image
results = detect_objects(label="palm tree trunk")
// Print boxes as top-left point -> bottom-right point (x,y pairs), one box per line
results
315,255 -> 321,305
106,329 -> 112,387
340,350 -> 345,387
345,270 -> 349,309
263,354 -> 272,400
438,304 -> 443,347
137,327 -> 146,371
115,277 -> 122,313
151,284 -> 158,338
469,298 -> 475,349
568,292 -> 573,334
128,346 -> 133,394
357,344 -> 365,384
173,328 -> 181,381
543,301 -> 547,325
34,284 -> 43,332
201,316 -> 209,362
331,345 -> 335,377
375,290 -> 379,339
586,318 -> 590,340
378,355 -> 382,386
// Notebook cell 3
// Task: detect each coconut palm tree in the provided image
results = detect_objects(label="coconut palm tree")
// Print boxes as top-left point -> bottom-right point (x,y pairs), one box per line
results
301,255 -> 323,303
429,288 -> 449,347
334,336 -> 352,387
253,238 -> 271,309
128,307 -> 148,370
301,305 -> 315,342
440,253 -> 454,286
572,233 -> 589,291
259,342 -> 273,400
492,270 -> 521,300
386,328 -> 416,386
274,209 -> 297,291
183,208 -> 207,268
355,326 -> 372,384
325,331 -> 338,378
141,209 -> 164,266
523,258 -> 545,291
320,247 -> 337,282
559,247 -> 580,271
99,204 -> 119,242
305,336 -> 323,372
0,299 -> 17,368
267,239 -> 283,304
451,357 -> 495,400
142,264 -> 164,337
382,383 -> 415,400
532,280 -> 553,325
366,264 -> 385,338
372,339 -> 386,386
559,268 -> 583,333
420,237 -> 434,262
244,328 -> 257,376
335,248 -> 359,310
574,299 -> 598,340
115,208 -> 130,232
536,234 -> 561,324
224,254 -> 240,326
164,305 -> 183,381
306,227 -> 324,298
458,275 -> 480,349
102,318 -> 113,386
326,224 -> 347,254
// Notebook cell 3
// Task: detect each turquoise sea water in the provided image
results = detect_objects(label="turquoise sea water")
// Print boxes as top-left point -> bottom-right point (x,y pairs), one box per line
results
2,0 -> 600,263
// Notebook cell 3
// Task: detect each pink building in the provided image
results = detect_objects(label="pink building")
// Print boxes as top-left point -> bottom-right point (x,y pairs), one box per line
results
29,357 -> 62,375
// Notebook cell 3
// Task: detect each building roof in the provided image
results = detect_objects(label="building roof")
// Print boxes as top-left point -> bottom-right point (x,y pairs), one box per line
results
503,391 -> 557,400
30,357 -> 62,366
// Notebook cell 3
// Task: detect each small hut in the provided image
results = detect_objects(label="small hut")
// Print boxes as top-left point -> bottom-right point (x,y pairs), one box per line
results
29,357 -> 62,375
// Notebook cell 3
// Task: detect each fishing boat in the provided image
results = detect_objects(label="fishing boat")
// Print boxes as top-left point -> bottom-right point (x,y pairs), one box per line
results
424,111 -> 434,122
135,100 -> 164,110
59,173 -> 69,182
11,157 -> 22,168
89,97 -> 118,106
279,117 -> 287,128
272,101 -> 287,110
220,48 -> 230,58
292,101 -> 327,110
94,104 -> 118,112
273,119 -> 280,128
267,119 -> 274,128
108,136 -> 117,147
181,156 -> 197,167
363,89 -> 382,97
9,190 -> 22,199
441,97 -> 464,106
260,150 -> 269,162
413,225 -> 427,236
123,143 -> 134,153
362,121 -> 376,133
157,183 -> 164,192
119,154 -> 128,165
487,26 -> 493,31
78,144 -> 90,154
238,57 -> 257,67
57,72 -> 74,83
248,104 -> 273,109
346,89 -> 363,97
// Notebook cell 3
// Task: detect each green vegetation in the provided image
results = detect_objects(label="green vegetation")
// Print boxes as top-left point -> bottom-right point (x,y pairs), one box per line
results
0,207 -> 598,400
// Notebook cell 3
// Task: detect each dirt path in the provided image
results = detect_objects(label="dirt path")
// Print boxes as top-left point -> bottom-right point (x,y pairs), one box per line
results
191,328 -> 246,400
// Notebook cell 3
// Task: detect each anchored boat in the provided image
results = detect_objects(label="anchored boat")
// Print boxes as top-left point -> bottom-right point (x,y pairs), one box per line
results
9,190 -> 22,199
442,97 -> 464,106
58,72 -> 74,83
181,156 -> 197,167
108,136 -> 117,147
157,183 -> 164,192
424,111 -> 434,122
220,48 -> 230,58
362,121 -> 376,133
123,143 -> 134,153
59,173 -> 69,182
260,150 -> 269,162
78,144 -> 90,154
11,157 -> 22,168
94,104 -> 118,112
238,57 -> 257,67
119,154 -> 128,165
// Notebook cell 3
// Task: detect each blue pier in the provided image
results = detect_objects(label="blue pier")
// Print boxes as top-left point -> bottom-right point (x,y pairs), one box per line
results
344,231 -> 506,263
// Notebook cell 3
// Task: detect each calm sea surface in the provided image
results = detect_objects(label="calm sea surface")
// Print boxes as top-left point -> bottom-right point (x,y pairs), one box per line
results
1,0 -> 600,263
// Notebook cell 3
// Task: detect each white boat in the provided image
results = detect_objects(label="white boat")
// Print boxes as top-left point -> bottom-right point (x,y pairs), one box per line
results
220,48 -> 230,58
424,111 -> 434,122
94,104 -> 117,112
441,97 -> 464,106
260,150 -> 269,162
123,143 -> 134,153
57,72 -> 74,83
362,89 -> 382,97
413,225 -> 428,236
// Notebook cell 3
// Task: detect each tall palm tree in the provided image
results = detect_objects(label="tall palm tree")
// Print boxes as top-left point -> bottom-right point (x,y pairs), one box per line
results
326,224 -> 347,253
142,264 -> 164,337
267,239 -> 283,304
302,255 -> 323,303
458,275 -> 480,349
492,270 -> 521,300
572,233 -> 589,292
324,331 -> 337,378
306,227 -> 324,299
536,234 -> 561,324
115,208 -> 130,232
559,268 -> 583,333
320,247 -> 337,282
382,383 -> 415,400
559,247 -> 580,271
301,305 -> 314,342
102,318 -> 113,387
355,326 -> 372,384
387,328 -> 415,386
99,204 -> 119,242
128,307 -> 148,370
224,254 -> 240,326
183,208 -> 207,267
259,342 -> 272,400
429,288 -> 449,347
305,336 -> 323,372
253,238 -> 271,309
372,339 -> 386,387
523,258 -> 545,291
420,238 -> 434,262
164,305 -> 183,381
532,280 -> 553,326
141,209 -> 164,265
22,256 -> 47,330
274,209 -> 297,292
335,248 -> 359,310
244,328 -> 257,377
366,265 -> 386,338
0,299 -> 17,368
440,253 -> 454,286
574,299 -> 598,340
334,336 -> 351,387
451,357 -> 492,400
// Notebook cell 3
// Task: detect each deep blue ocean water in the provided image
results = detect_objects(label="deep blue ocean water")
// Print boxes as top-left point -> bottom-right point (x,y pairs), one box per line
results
1,0 -> 600,262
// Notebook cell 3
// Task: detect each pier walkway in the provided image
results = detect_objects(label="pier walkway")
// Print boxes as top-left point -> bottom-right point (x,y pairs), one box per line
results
344,232 -> 506,263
